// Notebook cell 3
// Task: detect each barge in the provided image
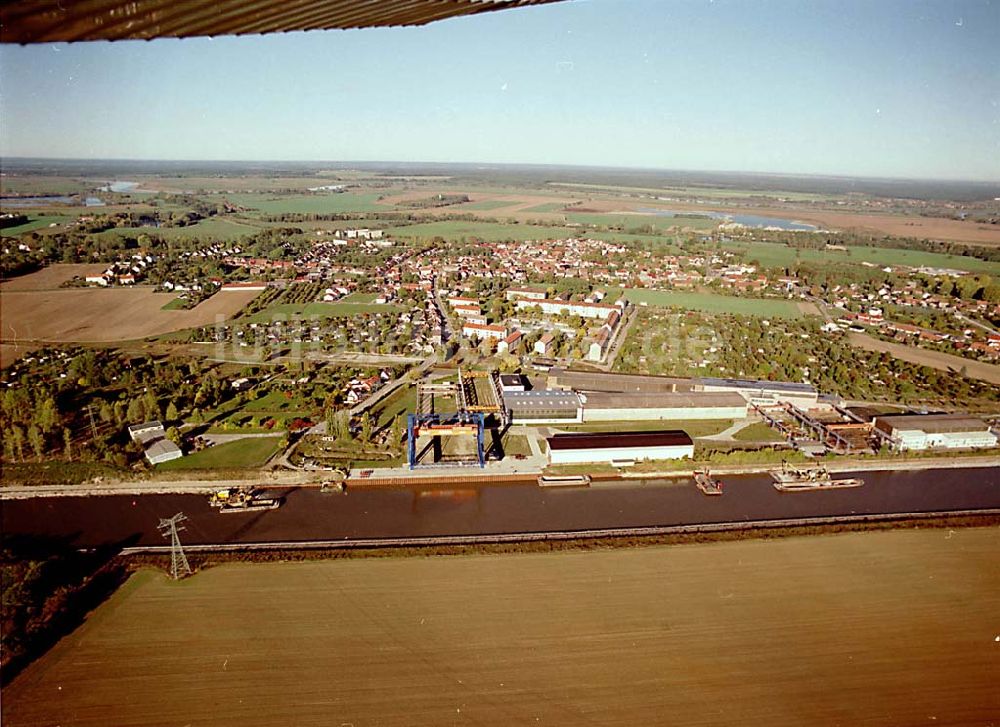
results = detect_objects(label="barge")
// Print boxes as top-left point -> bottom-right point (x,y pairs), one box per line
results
771,463 -> 864,492
693,469 -> 723,496
209,487 -> 283,513
538,474 -> 592,488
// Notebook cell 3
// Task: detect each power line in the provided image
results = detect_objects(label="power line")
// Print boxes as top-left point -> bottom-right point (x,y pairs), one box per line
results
157,512 -> 192,580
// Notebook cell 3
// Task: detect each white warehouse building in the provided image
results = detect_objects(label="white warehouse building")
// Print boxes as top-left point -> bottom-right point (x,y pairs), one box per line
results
874,414 -> 997,451
578,391 -> 748,422
696,377 -> 819,409
547,430 -> 694,465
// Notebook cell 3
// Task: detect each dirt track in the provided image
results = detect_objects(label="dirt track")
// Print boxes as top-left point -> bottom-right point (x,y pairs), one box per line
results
4,528 -> 998,726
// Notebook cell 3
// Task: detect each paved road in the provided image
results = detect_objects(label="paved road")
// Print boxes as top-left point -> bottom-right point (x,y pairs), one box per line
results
597,305 -> 639,371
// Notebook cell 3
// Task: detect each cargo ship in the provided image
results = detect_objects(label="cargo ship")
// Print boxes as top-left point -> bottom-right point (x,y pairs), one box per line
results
693,469 -> 723,496
770,463 -> 864,492
209,487 -> 283,512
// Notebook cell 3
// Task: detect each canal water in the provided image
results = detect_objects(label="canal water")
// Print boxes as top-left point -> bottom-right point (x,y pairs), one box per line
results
3,468 -> 998,548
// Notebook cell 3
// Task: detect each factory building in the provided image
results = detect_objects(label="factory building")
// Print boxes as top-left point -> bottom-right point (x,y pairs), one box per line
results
547,368 -> 695,393
696,377 -> 819,409
546,430 -> 694,465
873,414 -> 997,451
578,391 -> 748,422
505,390 -> 582,423
499,374 -> 526,392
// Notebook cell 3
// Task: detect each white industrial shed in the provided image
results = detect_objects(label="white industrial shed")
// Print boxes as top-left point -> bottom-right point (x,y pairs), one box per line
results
506,390 -> 583,423
546,431 -> 694,465
696,377 -> 818,409
874,414 -> 997,451
145,438 -> 183,465
578,391 -> 748,422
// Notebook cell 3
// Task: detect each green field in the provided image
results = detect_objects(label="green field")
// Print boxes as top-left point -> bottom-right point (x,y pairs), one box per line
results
159,296 -> 188,310
156,436 -> 282,470
728,240 -> 1000,275
624,289 -> 805,318
373,385 -> 417,427
95,217 -> 259,241
226,192 -> 394,215
567,213 -> 718,231
499,434 -> 533,457
548,181 -> 843,202
461,200 -> 521,211
521,202 -> 570,213
339,291 -> 377,303
386,218 -> 690,247
732,422 -> 786,442
240,390 -> 312,415
241,301 -> 403,322
387,220 -> 576,241
0,214 -> 73,236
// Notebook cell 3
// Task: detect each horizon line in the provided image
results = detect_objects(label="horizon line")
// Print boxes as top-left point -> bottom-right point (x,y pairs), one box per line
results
2,156 -> 999,187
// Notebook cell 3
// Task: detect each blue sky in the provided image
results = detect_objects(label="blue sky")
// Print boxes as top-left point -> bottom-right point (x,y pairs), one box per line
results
1,0 -> 998,180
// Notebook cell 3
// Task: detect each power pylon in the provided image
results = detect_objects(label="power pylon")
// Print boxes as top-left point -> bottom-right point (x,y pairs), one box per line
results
157,512 -> 192,580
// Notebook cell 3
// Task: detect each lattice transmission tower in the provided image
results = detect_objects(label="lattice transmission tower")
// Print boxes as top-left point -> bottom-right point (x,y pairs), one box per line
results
157,512 -> 193,580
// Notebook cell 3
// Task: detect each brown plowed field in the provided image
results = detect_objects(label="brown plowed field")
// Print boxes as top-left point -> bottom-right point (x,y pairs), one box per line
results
1,283 -> 259,345
848,332 -> 1000,385
4,528 -> 998,726
0,263 -> 110,291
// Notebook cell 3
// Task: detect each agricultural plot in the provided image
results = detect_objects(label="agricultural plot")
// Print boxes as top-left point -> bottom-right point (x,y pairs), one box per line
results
387,220 -> 577,241
726,240 -> 1000,275
0,284 -> 260,343
0,263 -> 109,291
623,289 -> 805,318
225,192 -> 394,215
547,181 -> 844,202
0,214 -> 74,236
521,202 -> 570,213
240,301 -> 404,323
155,436 -> 282,470
458,199 -> 522,211
92,217 -> 261,241
129,176 -> 357,193
0,176 -> 94,196
567,212 -> 718,231
4,528 -> 998,727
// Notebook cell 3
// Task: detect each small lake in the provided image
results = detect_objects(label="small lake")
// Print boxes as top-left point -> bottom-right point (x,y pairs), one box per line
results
98,181 -> 139,193
638,207 -> 817,231
84,197 -> 106,207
